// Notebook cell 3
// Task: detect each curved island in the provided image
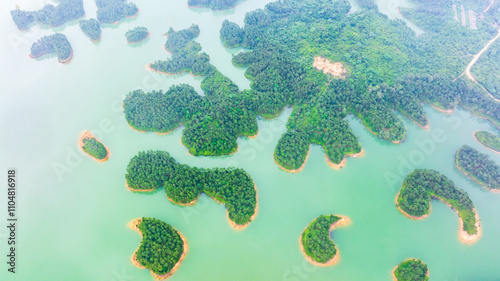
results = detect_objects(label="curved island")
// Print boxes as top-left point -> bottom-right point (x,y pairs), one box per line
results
392,258 -> 429,281
125,151 -> 258,229
30,34 -> 72,63
396,169 -> 481,244
300,215 -> 350,266
130,218 -> 187,280
79,131 -> 109,162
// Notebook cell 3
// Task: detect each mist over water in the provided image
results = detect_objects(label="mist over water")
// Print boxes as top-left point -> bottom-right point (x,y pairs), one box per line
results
1,0 -> 499,280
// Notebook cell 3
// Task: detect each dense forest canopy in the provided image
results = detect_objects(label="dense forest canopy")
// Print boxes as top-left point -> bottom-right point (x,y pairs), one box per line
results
456,145 -> 500,190
474,131 -> 500,152
10,0 -> 84,30
30,34 -> 72,63
188,0 -> 238,10
134,218 -> 185,276
127,0 -> 500,171
301,215 -> 341,264
95,0 -> 138,24
125,151 -> 257,226
394,259 -> 429,281
126,26 -> 150,43
81,136 -> 108,160
396,169 -> 478,235
79,19 -> 102,42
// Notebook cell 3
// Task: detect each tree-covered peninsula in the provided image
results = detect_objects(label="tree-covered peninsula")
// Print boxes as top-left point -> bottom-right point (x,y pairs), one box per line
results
300,215 -> 350,266
396,169 -> 480,243
188,0 -> 238,10
474,131 -> 500,153
393,259 -> 429,281
125,151 -> 257,228
130,0 -> 500,171
456,145 -> 500,191
95,0 -> 138,24
130,218 -> 187,279
79,19 -> 102,42
126,27 -> 150,43
10,0 -> 84,30
79,131 -> 109,162
30,34 -> 73,63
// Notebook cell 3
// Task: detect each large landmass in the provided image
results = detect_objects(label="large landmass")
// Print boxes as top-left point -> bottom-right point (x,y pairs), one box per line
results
300,215 -> 350,266
125,0 -> 500,171
456,145 -> 500,191
392,259 -> 429,281
130,218 -> 187,279
396,169 -> 480,244
30,34 -> 73,63
10,0 -> 84,30
125,151 -> 257,228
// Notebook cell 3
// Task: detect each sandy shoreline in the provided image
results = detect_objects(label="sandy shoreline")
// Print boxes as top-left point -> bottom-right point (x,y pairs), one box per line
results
455,161 -> 500,193
326,148 -> 365,170
274,148 -> 311,173
129,218 -> 188,280
395,191 -> 482,243
430,103 -> 455,114
125,181 -> 156,193
299,215 -> 351,267
78,131 -> 110,162
472,131 -> 500,154
166,193 -> 200,207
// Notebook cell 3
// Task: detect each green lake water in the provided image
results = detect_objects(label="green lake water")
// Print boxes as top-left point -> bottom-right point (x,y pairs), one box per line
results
1,0 -> 499,280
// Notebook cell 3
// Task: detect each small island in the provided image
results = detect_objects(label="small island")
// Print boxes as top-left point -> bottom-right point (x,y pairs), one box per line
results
10,0 -> 84,30
188,0 -> 238,10
126,26 -> 150,44
79,19 -> 102,42
396,169 -> 481,244
30,34 -> 73,63
95,0 -> 139,24
300,215 -> 350,266
392,259 -> 429,281
456,145 -> 500,192
79,131 -> 109,162
474,131 -> 500,153
125,151 -> 257,229
129,218 -> 187,280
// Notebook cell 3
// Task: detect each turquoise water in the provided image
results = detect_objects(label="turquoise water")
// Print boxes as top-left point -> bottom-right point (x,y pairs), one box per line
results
1,0 -> 499,280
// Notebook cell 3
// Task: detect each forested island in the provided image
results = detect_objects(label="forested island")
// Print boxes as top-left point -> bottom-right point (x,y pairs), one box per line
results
456,145 -> 500,191
130,218 -> 187,279
126,27 -> 150,43
474,131 -> 500,153
129,0 -> 500,171
392,259 -> 429,281
125,151 -> 257,229
300,215 -> 350,266
79,131 -> 109,162
396,169 -> 480,243
30,34 -> 73,63
10,0 -> 84,30
95,0 -> 139,24
187,0 -> 238,10
79,19 -> 102,42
